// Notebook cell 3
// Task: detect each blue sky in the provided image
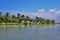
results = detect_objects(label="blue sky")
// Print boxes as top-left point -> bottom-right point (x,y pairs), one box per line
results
0,0 -> 60,11
0,0 -> 60,22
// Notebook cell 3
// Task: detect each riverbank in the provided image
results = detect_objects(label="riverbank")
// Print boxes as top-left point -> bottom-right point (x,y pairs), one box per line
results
0,22 -> 55,26
0,23 -> 18,25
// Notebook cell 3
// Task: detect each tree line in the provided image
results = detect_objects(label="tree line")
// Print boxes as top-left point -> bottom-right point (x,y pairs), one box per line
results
0,12 -> 55,25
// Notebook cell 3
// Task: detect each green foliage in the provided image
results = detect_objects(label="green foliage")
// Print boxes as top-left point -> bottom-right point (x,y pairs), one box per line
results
5,12 -> 9,17
17,13 -> 20,19
0,20 -> 3,23
12,15 -> 16,19
0,11 -> 55,25
0,12 -> 2,16
21,15 -> 25,18
26,16 -> 30,19
52,20 -> 55,24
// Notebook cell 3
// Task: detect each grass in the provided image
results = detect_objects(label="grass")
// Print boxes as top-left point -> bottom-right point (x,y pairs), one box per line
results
0,22 -> 55,26
0,22 -> 18,25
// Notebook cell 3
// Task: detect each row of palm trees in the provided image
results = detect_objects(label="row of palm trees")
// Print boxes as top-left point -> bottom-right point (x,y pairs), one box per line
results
0,12 -> 55,24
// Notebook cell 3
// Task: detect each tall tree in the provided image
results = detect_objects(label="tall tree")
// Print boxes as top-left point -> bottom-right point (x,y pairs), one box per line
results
5,12 -> 9,17
52,20 -> 55,24
17,13 -> 20,19
5,12 -> 10,23
40,18 -> 45,24
0,12 -> 2,16
35,16 -> 39,23
21,15 -> 25,18
17,13 -> 21,23
26,16 -> 30,19
36,16 -> 39,20
46,19 -> 50,24
12,15 -> 16,19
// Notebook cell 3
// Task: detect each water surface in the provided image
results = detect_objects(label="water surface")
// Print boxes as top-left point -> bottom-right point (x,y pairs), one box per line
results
0,24 -> 60,40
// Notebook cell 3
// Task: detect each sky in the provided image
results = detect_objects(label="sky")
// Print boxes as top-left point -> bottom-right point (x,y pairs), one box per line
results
0,0 -> 60,23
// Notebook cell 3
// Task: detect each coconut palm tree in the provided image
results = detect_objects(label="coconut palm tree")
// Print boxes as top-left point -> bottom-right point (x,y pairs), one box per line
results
38,17 -> 42,24
26,16 -> 29,19
0,12 -> 2,16
0,12 -> 3,23
21,14 -> 25,22
46,19 -> 51,24
17,13 -> 20,19
51,20 -> 55,24
17,13 -> 21,23
36,16 -> 39,20
11,15 -> 16,23
40,18 -> 45,24
12,15 -> 16,19
5,12 -> 10,23
35,16 -> 39,23
5,12 -> 9,17
21,15 -> 25,18
0,12 -> 2,19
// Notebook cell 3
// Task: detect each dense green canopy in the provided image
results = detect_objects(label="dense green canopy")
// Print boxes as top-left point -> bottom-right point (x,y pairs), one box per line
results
0,12 -> 55,25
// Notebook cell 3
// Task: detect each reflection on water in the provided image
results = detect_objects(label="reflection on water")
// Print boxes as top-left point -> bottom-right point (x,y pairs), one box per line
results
0,24 -> 60,40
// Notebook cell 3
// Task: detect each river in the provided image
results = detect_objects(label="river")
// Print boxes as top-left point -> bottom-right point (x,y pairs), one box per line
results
0,24 -> 60,40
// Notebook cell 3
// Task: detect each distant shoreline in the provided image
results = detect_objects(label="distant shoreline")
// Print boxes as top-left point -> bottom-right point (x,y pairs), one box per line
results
56,23 -> 60,24
0,12 -> 55,25
0,23 -> 55,26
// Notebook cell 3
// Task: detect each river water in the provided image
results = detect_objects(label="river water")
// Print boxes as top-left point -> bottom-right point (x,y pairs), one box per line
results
0,24 -> 60,40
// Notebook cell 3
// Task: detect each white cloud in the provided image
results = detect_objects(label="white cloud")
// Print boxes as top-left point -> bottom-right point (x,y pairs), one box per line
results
38,9 -> 45,13
48,8 -> 57,13
56,10 -> 60,14
29,9 -> 60,21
